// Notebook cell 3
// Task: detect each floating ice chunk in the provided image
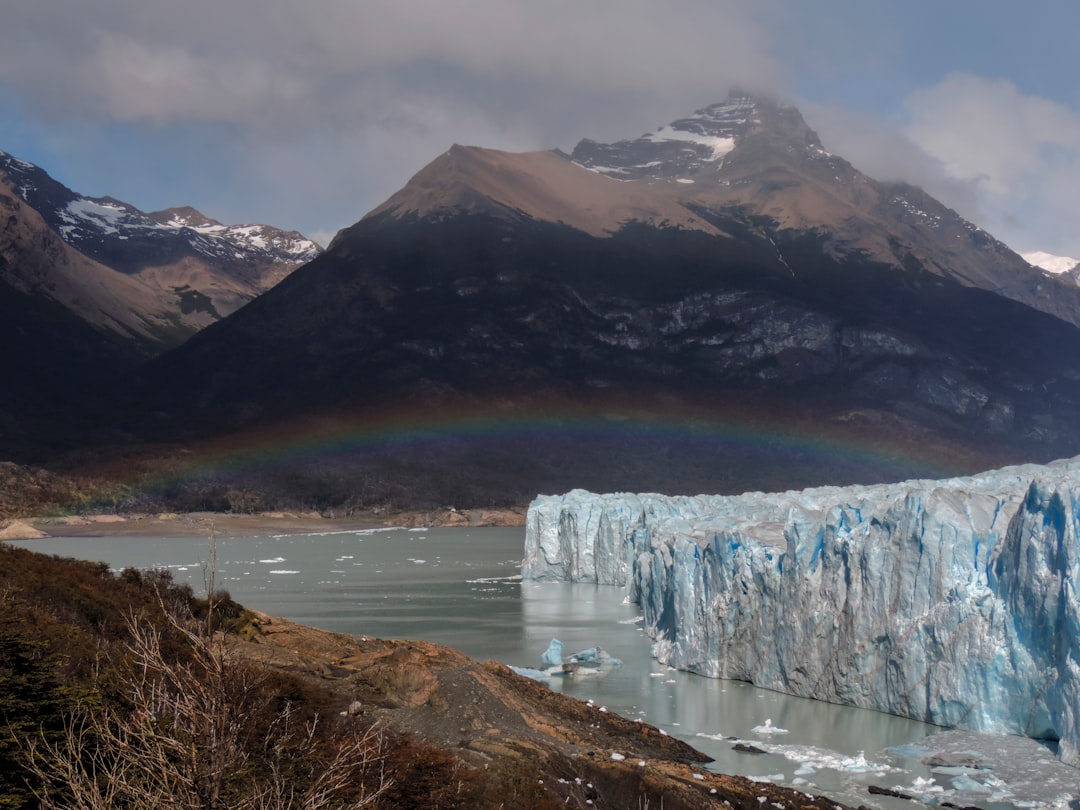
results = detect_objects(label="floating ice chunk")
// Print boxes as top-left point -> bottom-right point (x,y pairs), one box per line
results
752,719 -> 789,735
842,752 -> 880,774
259,557 -> 286,563
949,774 -> 991,793
910,776 -> 944,793
540,639 -> 563,668
516,639 -> 622,681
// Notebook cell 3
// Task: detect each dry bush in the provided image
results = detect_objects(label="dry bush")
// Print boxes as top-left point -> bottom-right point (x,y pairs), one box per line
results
22,605 -> 392,810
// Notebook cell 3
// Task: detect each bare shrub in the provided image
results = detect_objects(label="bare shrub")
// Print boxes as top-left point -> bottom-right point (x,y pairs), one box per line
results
22,606 -> 391,810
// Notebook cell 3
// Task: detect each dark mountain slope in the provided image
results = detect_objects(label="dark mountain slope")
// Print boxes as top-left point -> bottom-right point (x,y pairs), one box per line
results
118,204 -> 1080,509
142,211 -> 1080,436
0,270 -> 139,456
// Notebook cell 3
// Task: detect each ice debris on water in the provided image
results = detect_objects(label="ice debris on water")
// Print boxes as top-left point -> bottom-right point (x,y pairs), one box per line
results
751,719 -> 789,736
509,638 -> 621,681
522,456 -> 1080,765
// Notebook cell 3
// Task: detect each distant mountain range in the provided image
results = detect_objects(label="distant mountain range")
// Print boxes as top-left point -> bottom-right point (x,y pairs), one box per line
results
0,149 -> 320,351
0,149 -> 320,449
7,92 -> 1080,509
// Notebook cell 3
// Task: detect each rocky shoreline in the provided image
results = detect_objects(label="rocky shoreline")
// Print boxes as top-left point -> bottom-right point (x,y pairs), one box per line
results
1,505 -> 527,540
237,611 -> 856,809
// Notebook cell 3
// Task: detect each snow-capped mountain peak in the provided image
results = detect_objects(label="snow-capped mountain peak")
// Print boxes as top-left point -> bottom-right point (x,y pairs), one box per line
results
569,91 -> 829,184
570,92 -> 765,181
638,95 -> 758,160
149,207 -> 322,262
1,148 -> 324,350
0,150 -> 321,268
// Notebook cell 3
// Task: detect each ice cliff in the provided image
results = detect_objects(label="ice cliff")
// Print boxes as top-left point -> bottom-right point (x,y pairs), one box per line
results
522,458 -> 1080,765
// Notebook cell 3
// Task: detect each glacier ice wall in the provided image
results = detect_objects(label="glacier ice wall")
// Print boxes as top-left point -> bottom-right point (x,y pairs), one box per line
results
522,458 -> 1080,765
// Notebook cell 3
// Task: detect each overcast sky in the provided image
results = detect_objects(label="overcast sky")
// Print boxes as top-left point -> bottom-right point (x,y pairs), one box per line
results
2,1 -> 1078,256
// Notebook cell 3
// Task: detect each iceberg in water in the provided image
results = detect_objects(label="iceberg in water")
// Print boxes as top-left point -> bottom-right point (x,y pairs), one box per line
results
522,457 -> 1080,766
540,638 -> 565,668
511,638 -> 621,680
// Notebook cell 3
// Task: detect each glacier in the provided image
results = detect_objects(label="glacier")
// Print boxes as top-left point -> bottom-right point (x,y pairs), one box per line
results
522,457 -> 1080,766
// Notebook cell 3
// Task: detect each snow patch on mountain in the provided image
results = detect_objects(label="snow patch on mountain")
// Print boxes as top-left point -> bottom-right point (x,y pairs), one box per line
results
1023,250 -> 1080,275
641,126 -> 735,161
892,196 -> 944,228
571,94 -> 757,181
59,198 -> 132,237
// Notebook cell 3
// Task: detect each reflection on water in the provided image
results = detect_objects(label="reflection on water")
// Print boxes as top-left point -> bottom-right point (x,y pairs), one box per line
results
12,528 -> 1077,810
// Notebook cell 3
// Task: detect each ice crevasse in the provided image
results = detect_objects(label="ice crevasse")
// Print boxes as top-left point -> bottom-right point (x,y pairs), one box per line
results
522,457 -> 1080,765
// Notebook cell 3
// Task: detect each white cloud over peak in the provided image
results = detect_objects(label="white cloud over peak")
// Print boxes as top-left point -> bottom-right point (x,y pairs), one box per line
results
902,73 -> 1080,254
0,0 -> 780,140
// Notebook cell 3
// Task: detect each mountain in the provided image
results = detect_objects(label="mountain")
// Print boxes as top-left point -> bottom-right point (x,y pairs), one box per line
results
570,95 -> 1080,329
0,149 -> 320,351
370,95 -> 1080,329
0,149 -> 320,454
364,143 -> 723,238
101,90 -> 1080,511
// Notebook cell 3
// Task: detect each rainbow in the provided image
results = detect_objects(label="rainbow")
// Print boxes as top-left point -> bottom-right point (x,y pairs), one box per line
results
122,399 -> 995,500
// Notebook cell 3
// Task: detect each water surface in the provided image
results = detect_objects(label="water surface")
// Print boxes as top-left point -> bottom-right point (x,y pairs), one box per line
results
14,527 -> 1076,809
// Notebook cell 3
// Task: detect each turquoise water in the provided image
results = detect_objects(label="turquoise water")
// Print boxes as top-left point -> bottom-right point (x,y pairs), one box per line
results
13,527 -> 1077,809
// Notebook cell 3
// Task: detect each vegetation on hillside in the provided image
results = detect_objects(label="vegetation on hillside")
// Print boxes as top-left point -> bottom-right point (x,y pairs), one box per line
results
0,544 -> 559,809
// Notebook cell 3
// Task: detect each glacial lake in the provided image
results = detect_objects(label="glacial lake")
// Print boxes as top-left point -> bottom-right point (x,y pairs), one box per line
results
12,527 -> 1078,810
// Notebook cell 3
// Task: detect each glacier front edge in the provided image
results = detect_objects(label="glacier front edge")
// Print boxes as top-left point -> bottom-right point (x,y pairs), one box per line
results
522,458 -> 1080,766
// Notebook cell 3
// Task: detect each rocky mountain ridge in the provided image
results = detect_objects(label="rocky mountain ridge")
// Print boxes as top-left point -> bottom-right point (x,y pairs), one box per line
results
0,151 -> 319,269
570,93 -> 1080,331
0,149 -> 321,350
372,92 -> 1080,331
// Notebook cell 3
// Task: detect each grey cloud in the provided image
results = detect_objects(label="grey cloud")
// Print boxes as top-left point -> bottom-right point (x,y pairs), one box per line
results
803,102 -> 983,222
0,0 -> 789,234
905,74 -> 1080,197
0,0 -> 782,141
903,73 -> 1080,255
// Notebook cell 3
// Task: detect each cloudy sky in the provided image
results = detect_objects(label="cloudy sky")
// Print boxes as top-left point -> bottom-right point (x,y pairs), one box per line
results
2,1 -> 1078,256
